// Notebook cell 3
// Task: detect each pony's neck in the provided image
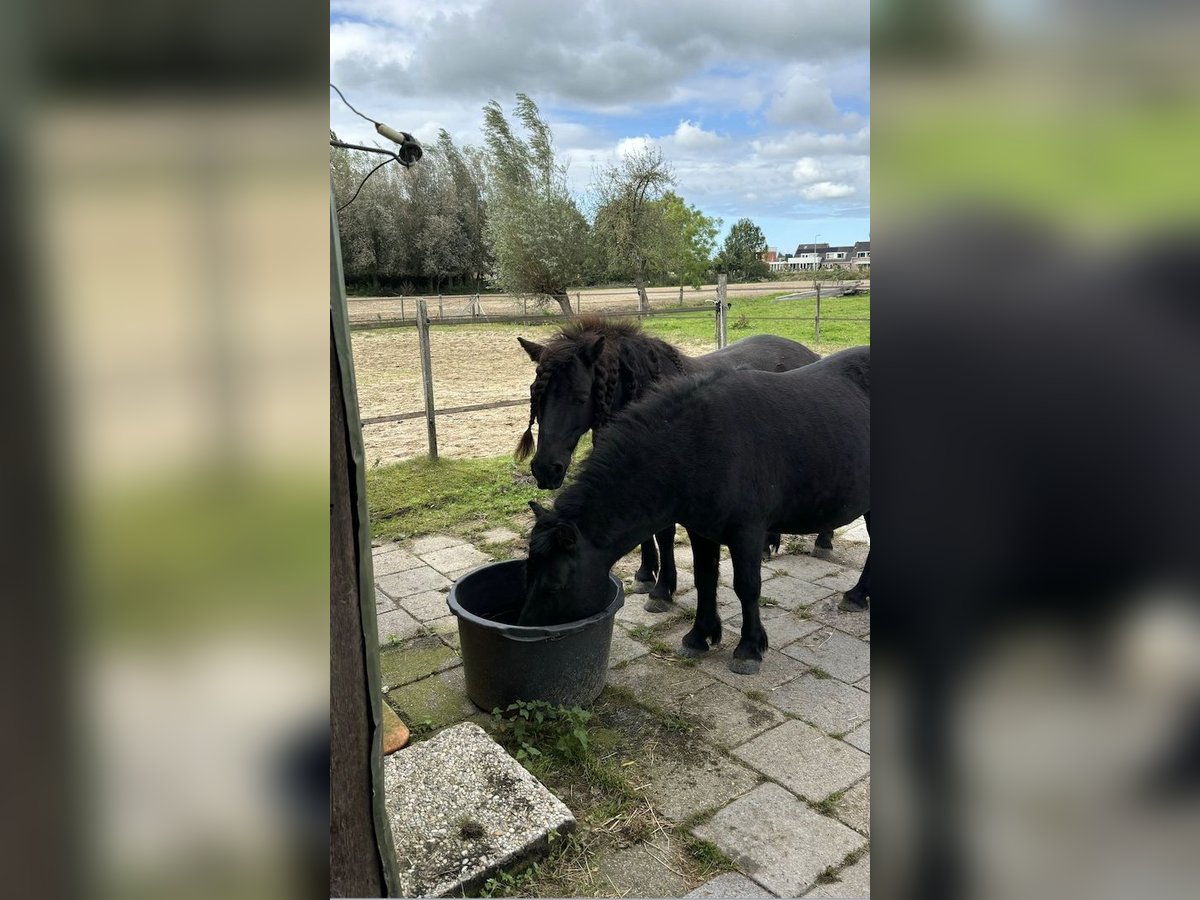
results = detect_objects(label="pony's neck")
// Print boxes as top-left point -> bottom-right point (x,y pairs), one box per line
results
559,469 -> 680,567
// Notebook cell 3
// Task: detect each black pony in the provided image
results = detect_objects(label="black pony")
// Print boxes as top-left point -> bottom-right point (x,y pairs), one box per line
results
515,317 -> 833,611
521,345 -> 870,674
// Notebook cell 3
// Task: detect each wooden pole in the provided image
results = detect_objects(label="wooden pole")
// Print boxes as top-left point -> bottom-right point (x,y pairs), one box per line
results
438,295 -> 443,319
716,274 -> 728,349
400,296 -> 405,321
576,292 -> 581,314
815,284 -> 822,342
416,298 -> 438,459
522,295 -> 528,317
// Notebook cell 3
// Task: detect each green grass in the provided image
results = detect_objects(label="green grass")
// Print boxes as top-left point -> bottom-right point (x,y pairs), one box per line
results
639,292 -> 869,349
366,455 -> 542,542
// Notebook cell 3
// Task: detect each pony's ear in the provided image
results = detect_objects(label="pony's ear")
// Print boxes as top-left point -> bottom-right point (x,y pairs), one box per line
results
555,521 -> 578,550
517,337 -> 544,362
582,335 -> 605,364
528,500 -> 551,520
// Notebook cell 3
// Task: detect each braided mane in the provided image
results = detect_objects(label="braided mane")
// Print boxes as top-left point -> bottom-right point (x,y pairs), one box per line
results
514,315 -> 686,461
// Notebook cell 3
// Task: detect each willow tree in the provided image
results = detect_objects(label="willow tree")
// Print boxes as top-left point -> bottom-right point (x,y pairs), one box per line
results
481,94 -> 590,316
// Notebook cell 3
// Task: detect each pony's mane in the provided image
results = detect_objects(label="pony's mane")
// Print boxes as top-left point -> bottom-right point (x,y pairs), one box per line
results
555,368 -> 734,522
515,316 -> 686,461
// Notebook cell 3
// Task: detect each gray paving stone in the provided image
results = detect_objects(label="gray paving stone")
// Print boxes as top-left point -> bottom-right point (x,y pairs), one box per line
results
594,842 -> 692,898
734,720 -> 870,801
408,534 -> 464,555
376,590 -> 395,613
372,547 -> 426,577
805,854 -> 869,898
694,645 -> 811,692
730,611 -> 823,649
781,629 -> 870,684
385,666 -> 477,730
834,778 -> 869,836
640,747 -> 761,822
607,656 -> 717,708
681,682 -> 786,749
766,554 -> 845,582
855,676 -> 870,693
446,566 -> 481,582
383,722 -> 574,897
692,783 -> 865,898
813,569 -> 861,594
844,721 -> 870,754
380,634 -> 461,688
424,614 -> 460,650
479,526 -> 520,544
377,564 -> 453,600
376,607 -> 422,645
806,596 -> 871,638
765,674 -> 870,736
686,872 -> 774,898
838,518 -> 870,544
608,626 -> 651,667
760,575 -> 838,611
399,589 -> 454,623
420,543 -> 492,575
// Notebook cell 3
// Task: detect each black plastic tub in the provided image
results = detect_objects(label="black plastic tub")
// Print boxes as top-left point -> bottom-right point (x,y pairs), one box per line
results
447,559 -> 624,711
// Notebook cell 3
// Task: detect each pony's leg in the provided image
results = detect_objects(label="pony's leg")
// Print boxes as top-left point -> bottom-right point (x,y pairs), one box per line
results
645,526 -> 678,612
761,531 -> 782,561
730,530 -> 770,674
812,530 -> 835,559
840,511 -> 870,610
632,538 -> 659,594
680,530 -> 721,656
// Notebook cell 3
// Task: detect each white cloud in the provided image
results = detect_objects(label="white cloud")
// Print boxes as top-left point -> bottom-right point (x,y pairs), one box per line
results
792,157 -> 822,183
672,120 -> 724,150
801,181 -> 856,200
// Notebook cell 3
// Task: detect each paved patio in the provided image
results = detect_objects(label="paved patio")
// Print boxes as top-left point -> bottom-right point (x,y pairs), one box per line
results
374,523 -> 870,899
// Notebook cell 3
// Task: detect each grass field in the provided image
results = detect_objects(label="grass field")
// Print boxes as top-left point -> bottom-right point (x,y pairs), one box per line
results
639,292 -> 870,348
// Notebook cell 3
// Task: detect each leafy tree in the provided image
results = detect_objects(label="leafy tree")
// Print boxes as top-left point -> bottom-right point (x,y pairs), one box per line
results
591,145 -> 674,310
481,94 -> 590,316
659,191 -> 720,297
715,218 -> 770,281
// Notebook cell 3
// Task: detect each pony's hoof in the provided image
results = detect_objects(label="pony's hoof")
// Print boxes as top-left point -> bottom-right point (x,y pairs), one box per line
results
810,546 -> 835,560
678,642 -> 709,658
839,592 -> 869,612
631,580 -> 655,595
643,596 -> 673,613
728,657 -> 762,675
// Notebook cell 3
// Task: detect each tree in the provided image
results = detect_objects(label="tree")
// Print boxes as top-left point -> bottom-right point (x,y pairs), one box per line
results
659,191 -> 720,299
481,94 -> 590,316
716,218 -> 770,281
591,146 -> 674,310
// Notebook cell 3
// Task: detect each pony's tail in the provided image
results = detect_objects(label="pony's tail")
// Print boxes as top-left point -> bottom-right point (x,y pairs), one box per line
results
514,420 -> 535,462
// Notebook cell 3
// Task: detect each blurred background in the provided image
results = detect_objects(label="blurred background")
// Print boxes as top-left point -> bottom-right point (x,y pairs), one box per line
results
873,2 -> 1200,899
0,2 -> 330,899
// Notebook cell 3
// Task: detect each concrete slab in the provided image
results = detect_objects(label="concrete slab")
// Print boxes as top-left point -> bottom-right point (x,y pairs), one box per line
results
378,565 -> 453,600
409,534 -> 465,555
843,721 -> 870,754
692,783 -> 865,899
373,547 -> 427,577
805,854 -> 869,898
683,682 -> 787,750
639,745 -> 761,822
813,570 -> 861,594
854,676 -> 870,693
380,634 -> 461,688
616,597 -> 693,628
733,720 -> 870,801
376,591 -> 396,613
766,554 -> 845,583
686,872 -> 774,898
834,778 -> 869,836
806,597 -> 871,638
728,612 -> 823,650
765,674 -> 870,736
479,527 -> 520,544
421,543 -> 492,575
400,589 -> 454,623
761,576 -> 839,611
594,843 -> 692,898
424,615 -> 460,650
385,666 -> 477,734
607,656 -> 716,709
377,608 -> 423,646
608,626 -> 651,668
694,645 -> 811,692
383,722 -> 575,897
446,566 -> 481,582
781,629 -> 871,685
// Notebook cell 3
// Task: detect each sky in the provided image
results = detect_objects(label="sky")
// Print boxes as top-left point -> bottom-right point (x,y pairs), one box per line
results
330,0 -> 869,253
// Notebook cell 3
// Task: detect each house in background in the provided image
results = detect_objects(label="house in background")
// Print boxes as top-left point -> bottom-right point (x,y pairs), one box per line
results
764,239 -> 871,273
852,240 -> 870,270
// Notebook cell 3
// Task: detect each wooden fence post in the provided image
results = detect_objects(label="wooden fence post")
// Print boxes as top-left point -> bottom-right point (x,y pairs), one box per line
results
438,295 -> 443,319
416,298 -> 438,459
576,292 -> 581,314
522,295 -> 528,318
814,283 -> 822,342
716,274 -> 729,349
400,296 -> 405,321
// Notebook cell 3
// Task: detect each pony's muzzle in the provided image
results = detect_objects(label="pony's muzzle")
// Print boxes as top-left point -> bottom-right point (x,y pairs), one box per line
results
532,459 -> 565,489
